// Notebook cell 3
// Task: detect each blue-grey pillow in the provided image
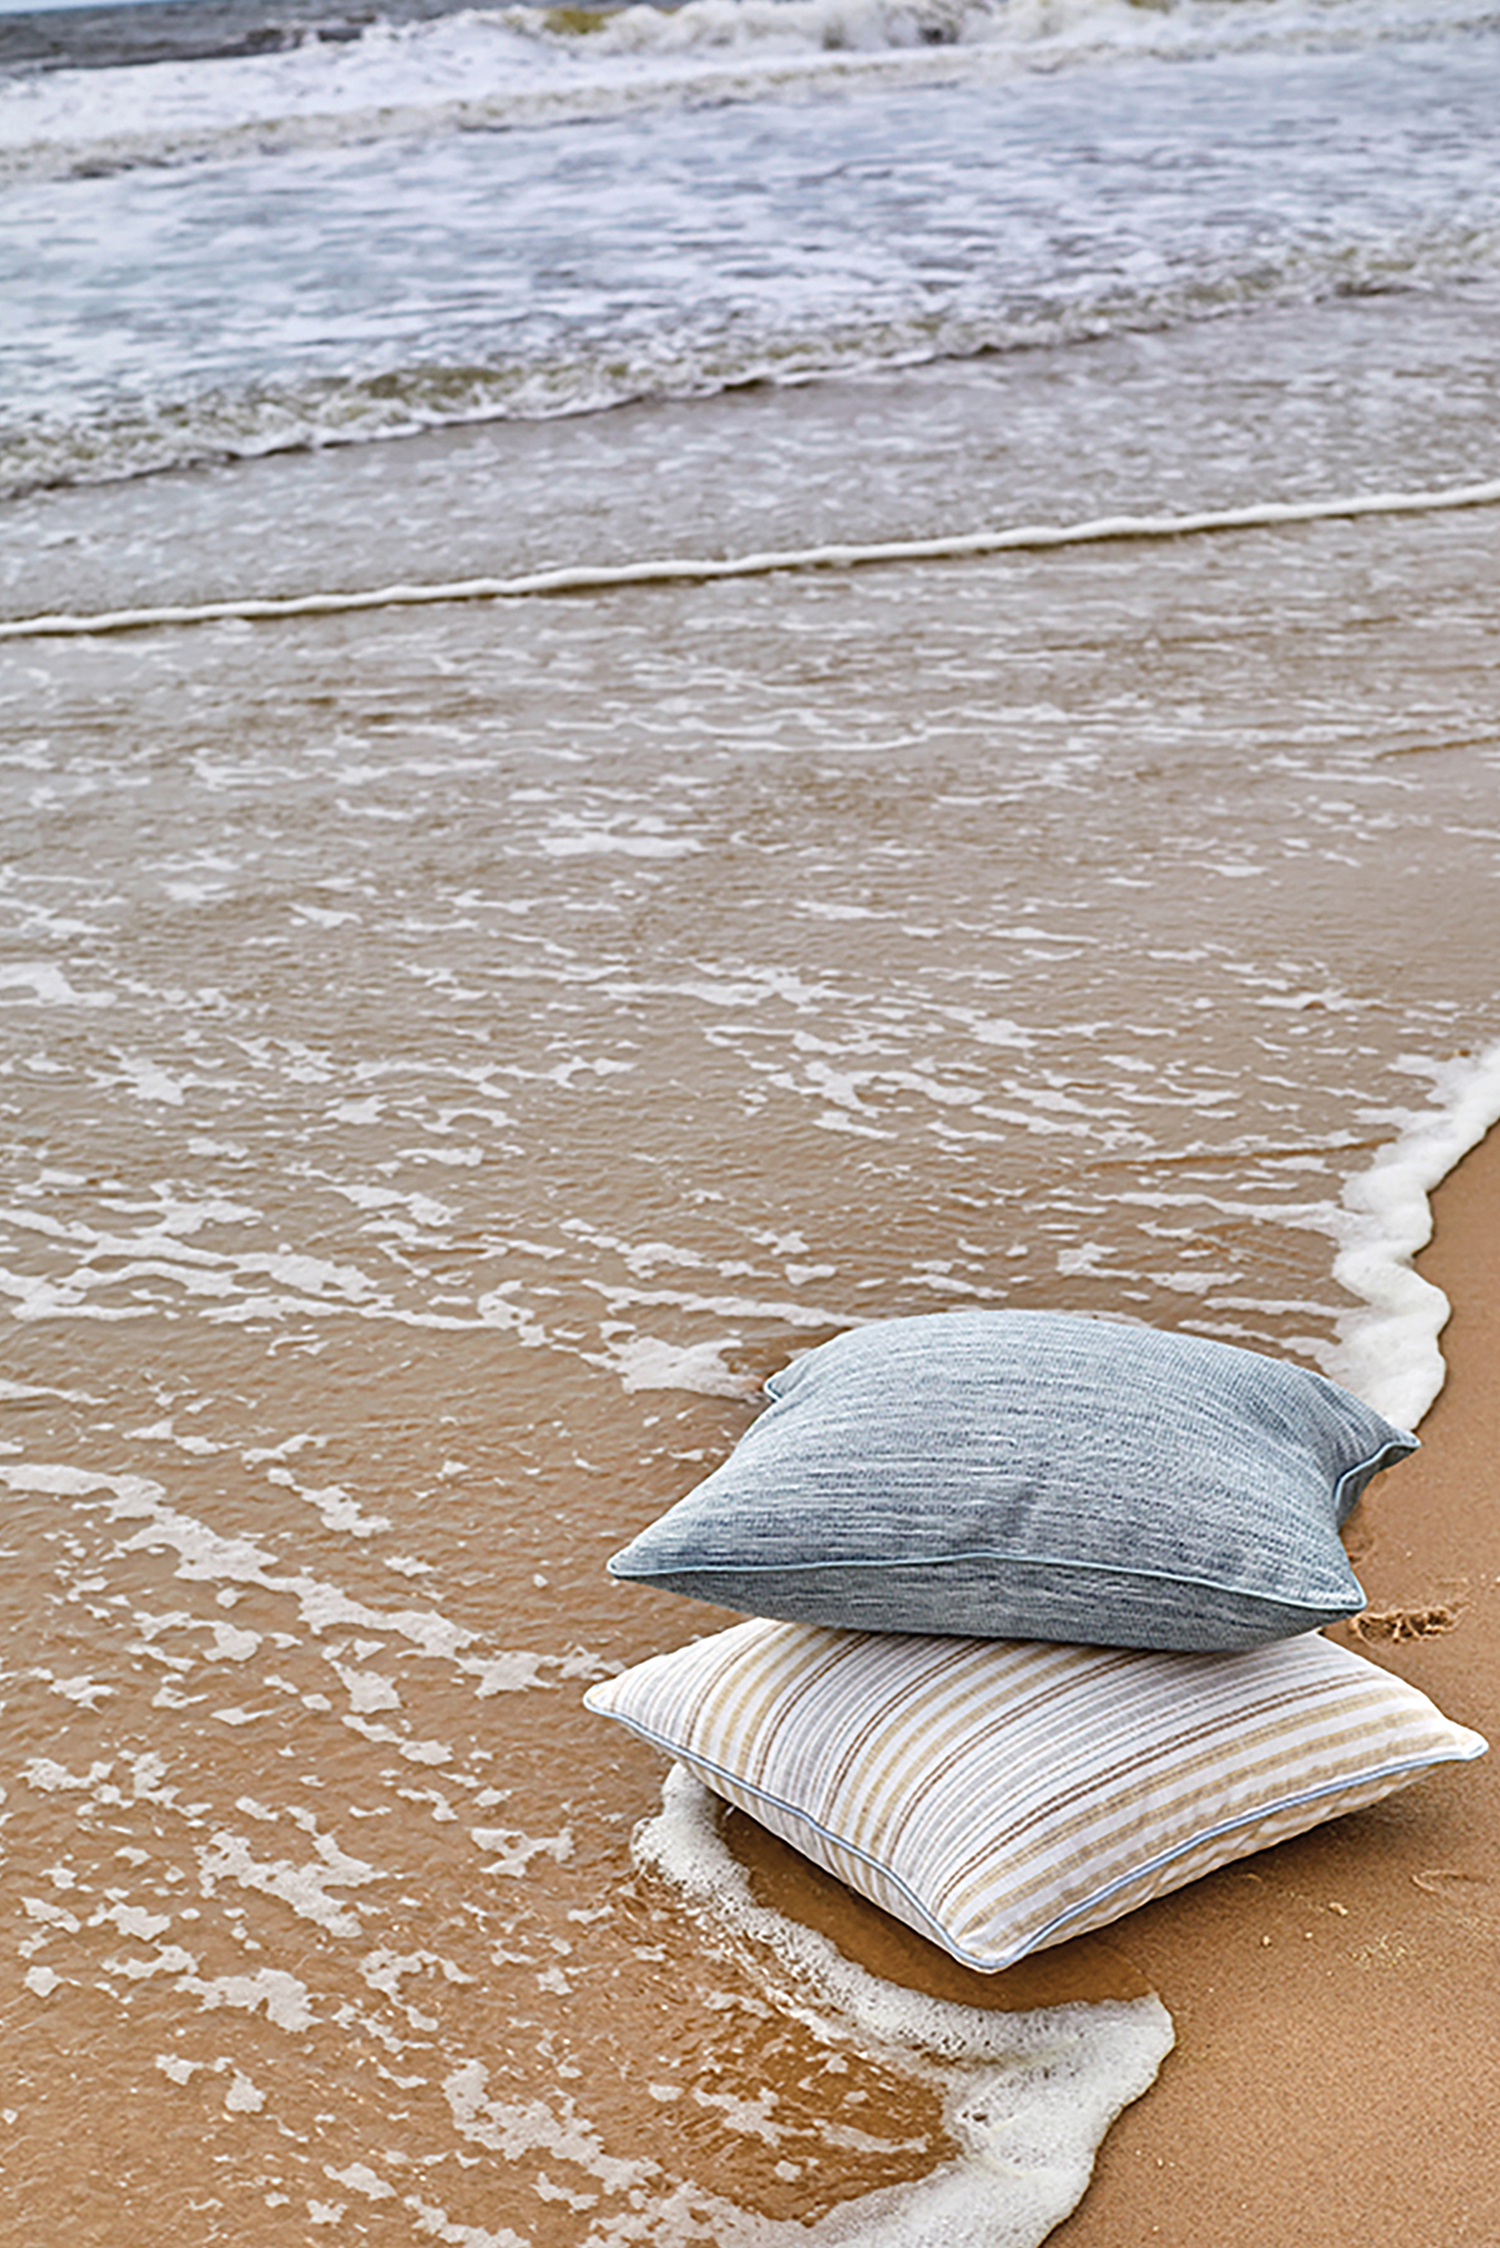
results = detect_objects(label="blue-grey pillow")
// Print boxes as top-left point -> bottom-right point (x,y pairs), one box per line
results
606,1311 -> 1417,1651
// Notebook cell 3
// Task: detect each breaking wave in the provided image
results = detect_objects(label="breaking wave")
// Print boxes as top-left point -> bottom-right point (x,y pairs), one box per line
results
5,213 -> 1496,501
3,0 -> 1497,183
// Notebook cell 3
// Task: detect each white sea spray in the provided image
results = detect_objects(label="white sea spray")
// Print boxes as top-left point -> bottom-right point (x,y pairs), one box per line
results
1,0 -> 1487,187
1325,1040 -> 1500,1427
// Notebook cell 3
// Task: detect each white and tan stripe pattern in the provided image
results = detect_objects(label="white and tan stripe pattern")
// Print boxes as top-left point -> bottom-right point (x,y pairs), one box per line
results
586,1621 -> 1486,1971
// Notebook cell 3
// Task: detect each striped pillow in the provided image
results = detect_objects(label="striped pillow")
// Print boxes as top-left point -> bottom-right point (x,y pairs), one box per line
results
586,1621 -> 1486,1971
606,1312 -> 1418,1650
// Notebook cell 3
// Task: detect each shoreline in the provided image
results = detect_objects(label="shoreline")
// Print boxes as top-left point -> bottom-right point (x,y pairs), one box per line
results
724,1116 -> 1500,2239
1052,1121 -> 1500,2247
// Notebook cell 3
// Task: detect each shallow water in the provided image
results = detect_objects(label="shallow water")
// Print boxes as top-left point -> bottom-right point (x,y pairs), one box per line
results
5,463 -> 1500,2239
5,0 -> 1500,2236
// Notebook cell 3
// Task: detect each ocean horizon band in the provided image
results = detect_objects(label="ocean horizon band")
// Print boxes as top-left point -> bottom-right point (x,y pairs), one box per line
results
4,474 -> 1499,642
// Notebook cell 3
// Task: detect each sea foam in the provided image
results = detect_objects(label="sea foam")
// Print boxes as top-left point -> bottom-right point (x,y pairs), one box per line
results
1326,1039 -> 1500,1428
1,0 -> 1486,187
634,1765 -> 1174,2248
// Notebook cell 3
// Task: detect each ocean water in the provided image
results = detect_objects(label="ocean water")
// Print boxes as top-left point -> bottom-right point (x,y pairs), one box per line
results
2,0 -> 1500,2238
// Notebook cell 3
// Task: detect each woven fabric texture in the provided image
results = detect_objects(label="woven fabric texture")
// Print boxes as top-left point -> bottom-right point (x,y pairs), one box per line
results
586,1618 -> 1485,1970
607,1312 -> 1418,1649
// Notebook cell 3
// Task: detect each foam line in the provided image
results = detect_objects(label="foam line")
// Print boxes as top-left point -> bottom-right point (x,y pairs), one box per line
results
4,476 -> 1500,641
1327,1040 -> 1500,1431
635,1765 -> 1174,2247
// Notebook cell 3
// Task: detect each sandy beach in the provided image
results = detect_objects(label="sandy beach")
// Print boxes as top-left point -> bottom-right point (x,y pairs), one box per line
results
1,494 -> 1497,2245
1065,1124 -> 1500,2248
5,4 -> 1500,2230
725,1125 -> 1500,2247
1056,1132 -> 1500,2246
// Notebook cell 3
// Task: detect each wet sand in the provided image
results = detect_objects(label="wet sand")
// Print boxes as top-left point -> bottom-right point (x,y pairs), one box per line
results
1055,1128 -> 1500,2245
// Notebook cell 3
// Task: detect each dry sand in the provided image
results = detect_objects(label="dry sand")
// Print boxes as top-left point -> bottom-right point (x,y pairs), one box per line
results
1059,1125 -> 1500,2248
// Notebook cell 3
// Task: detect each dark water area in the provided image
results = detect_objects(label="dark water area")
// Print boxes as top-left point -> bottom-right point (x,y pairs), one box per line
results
0,0 -> 514,73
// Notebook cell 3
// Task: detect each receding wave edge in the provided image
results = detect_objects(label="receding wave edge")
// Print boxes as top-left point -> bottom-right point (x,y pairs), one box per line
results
3,475 -> 1499,638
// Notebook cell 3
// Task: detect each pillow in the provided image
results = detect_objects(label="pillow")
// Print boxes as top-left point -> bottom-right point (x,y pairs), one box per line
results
586,1620 -> 1486,1972
607,1312 -> 1416,1650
